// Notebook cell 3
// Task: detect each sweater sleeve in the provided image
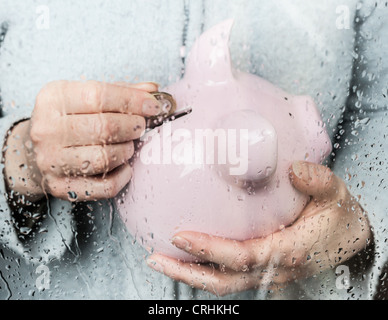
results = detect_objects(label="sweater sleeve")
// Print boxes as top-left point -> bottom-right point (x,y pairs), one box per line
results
0,110 -> 76,264
0,112 -> 76,264
331,0 -> 388,297
0,23 -> 74,264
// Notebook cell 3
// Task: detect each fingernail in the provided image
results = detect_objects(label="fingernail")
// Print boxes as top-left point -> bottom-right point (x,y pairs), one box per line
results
292,161 -> 303,179
134,82 -> 160,91
142,98 -> 163,117
147,258 -> 164,273
142,81 -> 160,89
171,236 -> 191,251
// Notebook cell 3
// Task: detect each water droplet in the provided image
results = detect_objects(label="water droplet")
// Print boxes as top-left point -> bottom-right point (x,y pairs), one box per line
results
19,227 -> 32,235
67,191 -> 78,201
81,161 -> 90,170
241,265 -> 249,272
355,117 -> 370,128
237,194 -> 245,201
264,166 -> 273,177
180,45 -> 186,58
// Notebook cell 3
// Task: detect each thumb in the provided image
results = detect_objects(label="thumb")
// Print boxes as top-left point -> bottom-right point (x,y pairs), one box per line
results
289,161 -> 342,199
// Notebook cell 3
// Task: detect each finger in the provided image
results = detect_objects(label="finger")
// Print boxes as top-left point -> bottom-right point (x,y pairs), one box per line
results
45,163 -> 133,201
268,208 -> 352,275
42,80 -> 163,116
60,113 -> 145,146
58,141 -> 134,176
171,232 -> 272,272
147,254 -> 262,297
289,161 -> 345,199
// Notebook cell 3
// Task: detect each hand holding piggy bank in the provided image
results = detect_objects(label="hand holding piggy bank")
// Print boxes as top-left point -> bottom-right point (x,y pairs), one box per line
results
115,20 -> 332,261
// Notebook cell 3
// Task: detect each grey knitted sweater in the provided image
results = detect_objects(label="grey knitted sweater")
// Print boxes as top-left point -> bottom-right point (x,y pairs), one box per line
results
0,0 -> 386,299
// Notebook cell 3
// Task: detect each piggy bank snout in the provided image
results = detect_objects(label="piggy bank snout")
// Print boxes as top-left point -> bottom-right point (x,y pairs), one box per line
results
215,110 -> 278,188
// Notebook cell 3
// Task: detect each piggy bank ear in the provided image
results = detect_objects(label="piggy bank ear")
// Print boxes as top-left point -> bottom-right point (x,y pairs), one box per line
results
184,19 -> 235,83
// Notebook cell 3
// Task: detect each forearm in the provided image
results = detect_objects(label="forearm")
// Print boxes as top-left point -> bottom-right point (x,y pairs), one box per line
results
0,119 -> 51,257
3,119 -> 44,203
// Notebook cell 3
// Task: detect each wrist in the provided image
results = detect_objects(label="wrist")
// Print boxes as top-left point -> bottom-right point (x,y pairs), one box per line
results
3,120 -> 44,203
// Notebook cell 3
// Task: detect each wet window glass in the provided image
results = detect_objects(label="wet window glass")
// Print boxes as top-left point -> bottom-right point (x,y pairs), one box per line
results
0,0 -> 387,302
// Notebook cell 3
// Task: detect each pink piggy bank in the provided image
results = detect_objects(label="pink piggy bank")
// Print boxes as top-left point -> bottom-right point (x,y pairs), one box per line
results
115,20 -> 332,261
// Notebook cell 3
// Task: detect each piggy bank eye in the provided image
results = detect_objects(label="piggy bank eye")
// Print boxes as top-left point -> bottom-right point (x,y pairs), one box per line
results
215,109 -> 278,189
